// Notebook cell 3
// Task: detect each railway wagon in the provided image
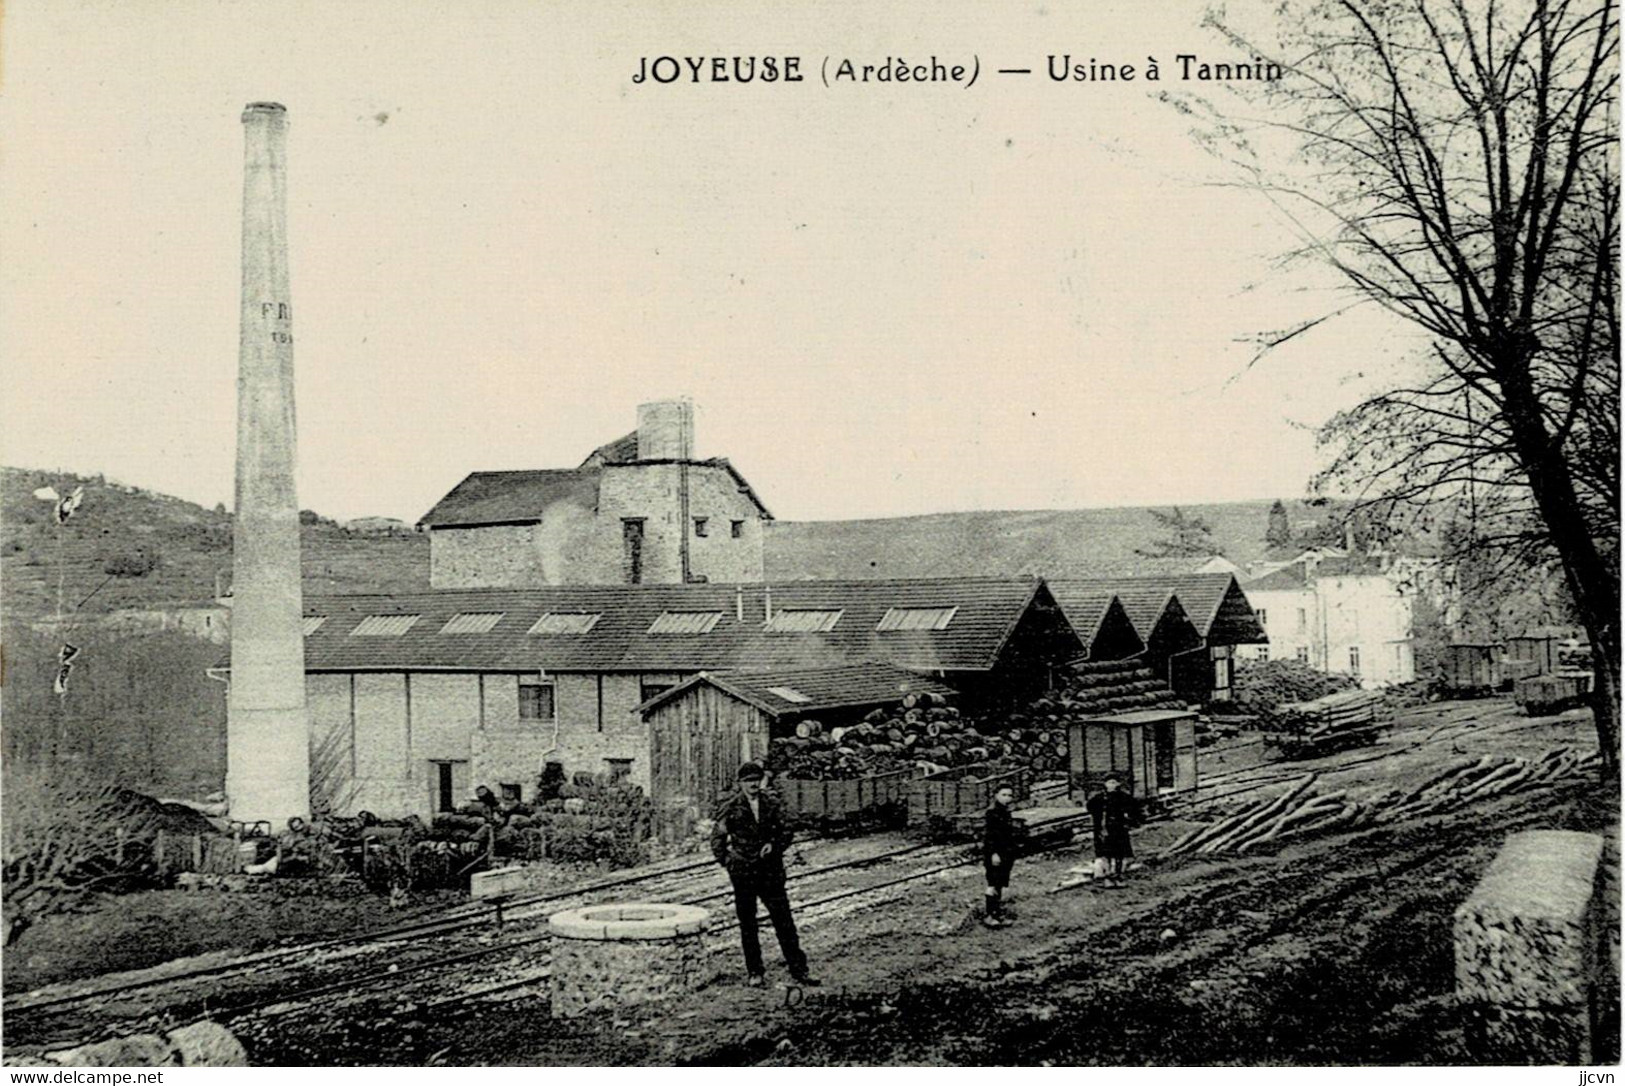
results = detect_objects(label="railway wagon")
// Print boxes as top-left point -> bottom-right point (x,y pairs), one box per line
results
1441,642 -> 1503,697
1513,672 -> 1590,716
1065,708 -> 1199,802
776,768 -> 912,829
907,762 -> 1030,828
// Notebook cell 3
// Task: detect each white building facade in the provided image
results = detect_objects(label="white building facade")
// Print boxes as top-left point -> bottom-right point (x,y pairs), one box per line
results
1237,553 -> 1416,688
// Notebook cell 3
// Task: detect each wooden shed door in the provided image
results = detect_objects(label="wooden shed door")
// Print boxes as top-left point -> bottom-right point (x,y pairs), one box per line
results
1175,718 -> 1199,792
1153,722 -> 1176,790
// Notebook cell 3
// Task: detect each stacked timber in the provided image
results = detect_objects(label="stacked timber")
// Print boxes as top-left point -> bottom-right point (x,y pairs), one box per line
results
1231,660 -> 1360,723
1162,745 -> 1601,859
1385,747 -> 1600,819
766,696 -> 1003,779
1161,775 -> 1374,856
1060,659 -> 1188,716
1264,688 -> 1391,757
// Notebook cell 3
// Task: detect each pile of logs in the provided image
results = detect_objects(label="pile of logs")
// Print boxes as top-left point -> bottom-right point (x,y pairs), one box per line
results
1381,747 -> 1600,820
1163,745 -> 1601,859
1264,688 -> 1392,757
1162,774 -> 1374,856
767,696 -> 1003,779
1056,658 -> 1188,716
1231,660 -> 1360,722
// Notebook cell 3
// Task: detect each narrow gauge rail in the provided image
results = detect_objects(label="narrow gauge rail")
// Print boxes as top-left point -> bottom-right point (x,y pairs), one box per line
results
11,840 -> 965,1052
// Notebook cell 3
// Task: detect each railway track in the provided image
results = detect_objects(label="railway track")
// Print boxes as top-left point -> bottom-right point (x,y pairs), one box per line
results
6,838 -> 972,1053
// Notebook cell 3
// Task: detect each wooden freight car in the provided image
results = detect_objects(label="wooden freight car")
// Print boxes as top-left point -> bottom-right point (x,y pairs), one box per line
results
907,763 -> 1030,829
1441,642 -> 1503,697
1513,672 -> 1591,716
1065,708 -> 1199,803
776,768 -> 913,830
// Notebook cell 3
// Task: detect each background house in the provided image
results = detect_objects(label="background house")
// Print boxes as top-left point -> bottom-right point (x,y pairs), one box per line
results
1238,550 -> 1416,687
420,400 -> 772,589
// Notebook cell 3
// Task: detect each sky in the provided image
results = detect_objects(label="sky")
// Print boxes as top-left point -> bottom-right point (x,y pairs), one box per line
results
1,0 -> 1425,525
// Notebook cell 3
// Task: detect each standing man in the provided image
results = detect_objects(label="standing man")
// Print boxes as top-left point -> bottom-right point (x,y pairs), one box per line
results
710,762 -> 820,988
1087,774 -> 1140,887
982,784 -> 1018,928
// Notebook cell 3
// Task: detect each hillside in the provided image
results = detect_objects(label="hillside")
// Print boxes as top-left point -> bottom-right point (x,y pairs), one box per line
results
764,500 -> 1348,581
1,467 -> 429,622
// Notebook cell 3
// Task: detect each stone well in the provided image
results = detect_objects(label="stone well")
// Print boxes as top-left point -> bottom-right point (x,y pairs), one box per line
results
548,902 -> 712,1018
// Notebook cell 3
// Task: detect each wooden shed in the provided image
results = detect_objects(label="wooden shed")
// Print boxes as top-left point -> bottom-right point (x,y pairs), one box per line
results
638,662 -> 956,839
1443,642 -> 1502,695
1066,708 -> 1199,802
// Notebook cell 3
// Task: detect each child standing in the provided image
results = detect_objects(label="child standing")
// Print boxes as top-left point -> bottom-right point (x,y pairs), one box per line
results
982,785 -> 1018,928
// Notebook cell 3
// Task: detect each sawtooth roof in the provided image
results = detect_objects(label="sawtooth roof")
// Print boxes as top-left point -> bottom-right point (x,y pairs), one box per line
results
1045,586 -> 1145,660
279,577 -> 1079,675
1054,575 -> 1266,646
636,662 -> 958,719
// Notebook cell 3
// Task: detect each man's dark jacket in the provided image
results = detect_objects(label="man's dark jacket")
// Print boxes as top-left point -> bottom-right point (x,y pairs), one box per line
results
710,789 -> 794,878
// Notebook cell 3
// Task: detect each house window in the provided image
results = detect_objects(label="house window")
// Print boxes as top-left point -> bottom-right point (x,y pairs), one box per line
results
499,782 -> 522,802
1256,609 -> 1267,627
519,676 -> 556,721
731,519 -> 745,539
876,606 -> 957,632
605,758 -> 634,781
1296,646 -> 1310,664
640,682 -> 674,704
1349,646 -> 1362,676
1257,646 -> 1269,661
1296,608 -> 1307,633
694,516 -> 709,537
765,608 -> 843,633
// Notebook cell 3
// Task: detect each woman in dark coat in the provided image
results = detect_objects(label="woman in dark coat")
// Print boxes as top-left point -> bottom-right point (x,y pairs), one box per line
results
1086,775 -> 1139,887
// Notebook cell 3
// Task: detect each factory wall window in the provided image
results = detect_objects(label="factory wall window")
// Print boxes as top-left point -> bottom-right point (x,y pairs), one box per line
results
622,518 -> 645,585
693,516 -> 709,537
1257,608 -> 1267,627
605,758 -> 634,781
731,519 -> 745,539
519,676 -> 556,721
1296,608 -> 1307,633
1257,646 -> 1270,661
500,782 -> 522,803
1296,646 -> 1310,664
640,682 -> 673,705
1348,646 -> 1362,676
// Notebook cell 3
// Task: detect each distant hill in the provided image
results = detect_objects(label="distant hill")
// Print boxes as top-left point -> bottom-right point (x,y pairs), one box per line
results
1,467 -> 429,623
2,468 -> 1357,622
765,500 -> 1351,582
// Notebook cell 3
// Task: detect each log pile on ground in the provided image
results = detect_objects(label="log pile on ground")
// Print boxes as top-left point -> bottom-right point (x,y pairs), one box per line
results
1160,774 -> 1375,856
1380,747 -> 1601,820
1263,688 -> 1393,757
1162,745 -> 1600,858
1230,660 -> 1360,725
491,773 -> 653,868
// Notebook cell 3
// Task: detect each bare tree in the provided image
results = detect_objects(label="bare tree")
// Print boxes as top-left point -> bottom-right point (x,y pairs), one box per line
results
1194,0 -> 1619,766
1,770 -> 154,946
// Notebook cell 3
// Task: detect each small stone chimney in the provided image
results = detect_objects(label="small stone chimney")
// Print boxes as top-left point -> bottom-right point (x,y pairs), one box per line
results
636,400 -> 695,461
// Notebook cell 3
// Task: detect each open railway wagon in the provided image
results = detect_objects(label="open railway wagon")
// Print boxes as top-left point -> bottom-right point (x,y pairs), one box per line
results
907,762 -> 1031,833
1513,672 -> 1593,716
775,766 -> 915,830
1262,688 -> 1392,759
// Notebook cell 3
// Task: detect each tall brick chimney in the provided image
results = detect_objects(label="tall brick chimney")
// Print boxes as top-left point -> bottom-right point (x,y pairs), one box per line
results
636,399 -> 695,460
226,102 -> 310,829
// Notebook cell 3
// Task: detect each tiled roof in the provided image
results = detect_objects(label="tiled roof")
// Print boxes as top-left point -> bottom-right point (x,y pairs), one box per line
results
419,457 -> 772,527
637,663 -> 958,719
277,577 -> 1078,675
1057,575 -> 1266,646
1246,564 -> 1309,591
419,469 -> 601,528
1045,586 -> 1145,659
580,431 -> 640,467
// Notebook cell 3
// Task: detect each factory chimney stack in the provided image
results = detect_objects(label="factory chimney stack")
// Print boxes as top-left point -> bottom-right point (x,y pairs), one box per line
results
226,102 -> 310,829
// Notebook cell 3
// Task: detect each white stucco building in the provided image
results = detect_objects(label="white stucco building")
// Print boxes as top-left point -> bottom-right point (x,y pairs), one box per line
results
1236,551 -> 1416,688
